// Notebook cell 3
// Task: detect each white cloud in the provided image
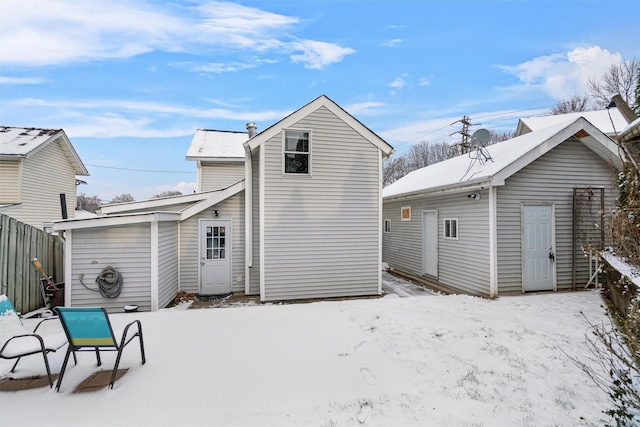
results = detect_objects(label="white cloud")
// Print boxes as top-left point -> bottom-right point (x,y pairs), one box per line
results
344,101 -> 385,116
419,78 -> 430,86
498,46 -> 622,99
289,40 -> 356,70
387,76 -> 406,92
4,97 -> 291,138
382,39 -> 404,48
174,181 -> 198,195
170,61 -> 258,74
0,76 -> 46,85
0,0 -> 354,70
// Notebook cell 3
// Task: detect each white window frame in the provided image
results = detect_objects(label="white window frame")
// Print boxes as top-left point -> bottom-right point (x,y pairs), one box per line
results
444,218 -> 458,240
384,219 -> 391,233
401,206 -> 411,221
282,129 -> 311,175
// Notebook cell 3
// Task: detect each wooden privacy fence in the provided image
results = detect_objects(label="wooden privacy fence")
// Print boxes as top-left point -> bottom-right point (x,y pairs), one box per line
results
0,214 -> 63,313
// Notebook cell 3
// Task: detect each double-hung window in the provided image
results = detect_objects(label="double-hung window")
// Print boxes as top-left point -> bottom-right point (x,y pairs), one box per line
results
284,130 -> 310,174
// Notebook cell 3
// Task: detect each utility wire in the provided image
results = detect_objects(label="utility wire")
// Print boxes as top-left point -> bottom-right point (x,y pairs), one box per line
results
390,103 -> 556,154
85,163 -> 196,174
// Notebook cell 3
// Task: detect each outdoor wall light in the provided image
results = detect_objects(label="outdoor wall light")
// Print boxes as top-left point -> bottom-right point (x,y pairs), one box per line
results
467,193 -> 480,201
213,210 -> 220,217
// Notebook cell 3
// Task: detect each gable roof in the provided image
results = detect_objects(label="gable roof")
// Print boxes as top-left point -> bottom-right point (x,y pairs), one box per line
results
515,108 -> 628,138
185,129 -> 247,161
383,117 -> 623,200
0,126 -> 89,175
245,95 -> 393,155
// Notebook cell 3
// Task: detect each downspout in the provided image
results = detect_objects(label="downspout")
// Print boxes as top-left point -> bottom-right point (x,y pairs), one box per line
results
489,185 -> 498,298
150,218 -> 159,311
64,231 -> 72,307
377,149 -> 383,295
259,144 -> 265,301
177,222 -> 181,292
243,142 -> 253,295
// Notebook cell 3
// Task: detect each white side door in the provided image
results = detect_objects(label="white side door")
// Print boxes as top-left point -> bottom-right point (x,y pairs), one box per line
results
200,219 -> 232,295
422,210 -> 438,277
522,204 -> 555,292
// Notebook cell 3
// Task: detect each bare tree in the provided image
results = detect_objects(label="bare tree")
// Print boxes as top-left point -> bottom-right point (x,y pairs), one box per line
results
635,70 -> 640,116
152,190 -> 182,199
76,193 -> 102,213
383,155 -> 409,187
550,94 -> 592,114
489,130 -> 515,144
383,141 -> 458,186
109,194 -> 135,204
588,58 -> 639,109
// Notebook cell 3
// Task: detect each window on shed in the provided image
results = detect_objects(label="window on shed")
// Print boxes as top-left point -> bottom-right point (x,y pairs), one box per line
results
401,206 -> 411,221
284,130 -> 310,174
384,219 -> 391,233
444,218 -> 458,239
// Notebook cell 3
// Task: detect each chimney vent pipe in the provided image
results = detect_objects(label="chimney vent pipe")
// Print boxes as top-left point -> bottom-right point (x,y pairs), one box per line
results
246,122 -> 257,138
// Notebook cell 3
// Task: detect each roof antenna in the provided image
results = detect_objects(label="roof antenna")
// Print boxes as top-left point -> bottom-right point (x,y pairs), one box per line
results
460,129 -> 494,182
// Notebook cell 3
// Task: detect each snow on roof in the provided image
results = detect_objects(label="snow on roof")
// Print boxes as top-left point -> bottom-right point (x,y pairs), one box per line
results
185,129 -> 248,160
383,117 -> 619,199
517,108 -> 627,137
0,126 -> 62,156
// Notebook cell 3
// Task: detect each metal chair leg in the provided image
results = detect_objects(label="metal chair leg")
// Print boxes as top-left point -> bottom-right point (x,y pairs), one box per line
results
55,345 -> 74,392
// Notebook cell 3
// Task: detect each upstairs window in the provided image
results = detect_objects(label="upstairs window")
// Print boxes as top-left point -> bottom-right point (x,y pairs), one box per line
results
284,130 -> 310,174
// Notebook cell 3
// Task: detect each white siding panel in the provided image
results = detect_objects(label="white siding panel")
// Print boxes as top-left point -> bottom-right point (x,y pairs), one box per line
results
69,224 -> 152,312
0,160 -> 20,202
496,138 -> 618,293
6,139 -> 77,228
200,162 -> 245,191
158,221 -> 179,308
261,106 -> 380,301
178,192 -> 245,293
383,191 -> 491,296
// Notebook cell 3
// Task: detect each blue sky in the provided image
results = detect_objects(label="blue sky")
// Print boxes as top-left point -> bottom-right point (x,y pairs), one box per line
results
1,0 -> 638,201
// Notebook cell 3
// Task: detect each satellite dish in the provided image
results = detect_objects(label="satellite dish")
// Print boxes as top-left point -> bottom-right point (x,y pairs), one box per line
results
471,129 -> 491,147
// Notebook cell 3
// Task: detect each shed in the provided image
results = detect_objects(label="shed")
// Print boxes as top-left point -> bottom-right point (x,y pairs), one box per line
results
382,117 -> 623,297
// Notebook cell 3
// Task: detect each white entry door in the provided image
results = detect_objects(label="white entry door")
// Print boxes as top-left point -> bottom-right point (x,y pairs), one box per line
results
200,219 -> 232,295
522,204 -> 555,292
422,210 -> 438,277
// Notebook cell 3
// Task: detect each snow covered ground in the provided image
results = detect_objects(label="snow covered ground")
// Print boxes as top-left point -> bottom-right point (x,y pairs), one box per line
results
1,273 -> 614,426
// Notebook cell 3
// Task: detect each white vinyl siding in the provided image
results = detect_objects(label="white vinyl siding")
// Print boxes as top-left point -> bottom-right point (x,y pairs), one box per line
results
0,160 -> 20,203
178,192 -> 245,294
69,224 -> 153,312
157,221 -> 179,309
199,161 -> 245,192
4,138 -> 77,229
496,138 -> 617,293
260,106 -> 381,301
383,191 -> 491,296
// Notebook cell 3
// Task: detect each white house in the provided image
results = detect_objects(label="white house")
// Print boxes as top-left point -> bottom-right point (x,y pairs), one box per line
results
382,117 -> 623,297
0,126 -> 89,229
52,96 -> 393,311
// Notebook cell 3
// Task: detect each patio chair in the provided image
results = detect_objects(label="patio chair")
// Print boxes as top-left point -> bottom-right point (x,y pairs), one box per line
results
54,307 -> 146,392
0,294 -> 69,388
